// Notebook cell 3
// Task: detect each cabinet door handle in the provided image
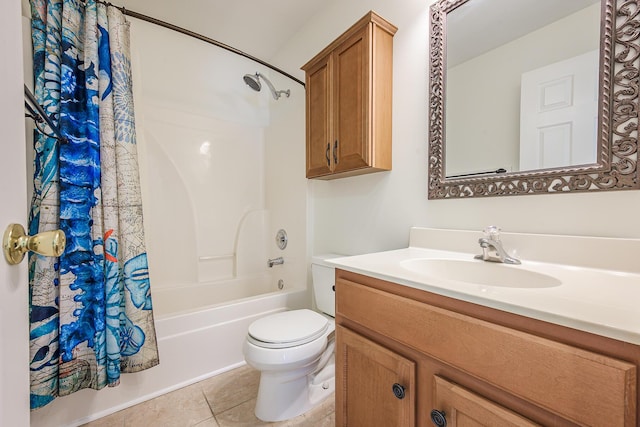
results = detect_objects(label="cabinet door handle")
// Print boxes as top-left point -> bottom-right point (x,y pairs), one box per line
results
333,140 -> 339,164
392,383 -> 405,399
430,409 -> 447,427
326,142 -> 331,167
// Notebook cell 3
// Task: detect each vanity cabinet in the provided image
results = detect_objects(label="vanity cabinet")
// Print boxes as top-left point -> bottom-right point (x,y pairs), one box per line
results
335,269 -> 639,427
433,376 -> 540,426
301,11 -> 396,179
337,325 -> 415,426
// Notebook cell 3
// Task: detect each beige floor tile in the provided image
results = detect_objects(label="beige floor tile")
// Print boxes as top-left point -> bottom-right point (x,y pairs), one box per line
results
290,411 -> 334,427
284,395 -> 335,427
314,411 -> 335,427
122,383 -> 213,427
81,411 -> 125,427
216,393 -> 335,427
81,366 -> 334,427
194,417 -> 220,427
299,396 -> 335,425
214,398 -> 272,427
201,365 -> 260,414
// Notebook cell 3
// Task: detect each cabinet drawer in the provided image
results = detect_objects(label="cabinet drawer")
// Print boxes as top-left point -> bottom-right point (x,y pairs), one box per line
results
337,278 -> 636,426
433,376 -> 540,426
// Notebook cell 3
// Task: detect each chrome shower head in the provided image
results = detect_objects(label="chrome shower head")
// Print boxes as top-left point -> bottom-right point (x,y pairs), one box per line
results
242,72 -> 290,100
243,73 -> 261,92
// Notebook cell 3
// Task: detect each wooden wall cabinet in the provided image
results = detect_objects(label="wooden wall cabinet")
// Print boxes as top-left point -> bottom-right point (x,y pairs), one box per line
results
301,11 -> 397,179
335,269 -> 639,427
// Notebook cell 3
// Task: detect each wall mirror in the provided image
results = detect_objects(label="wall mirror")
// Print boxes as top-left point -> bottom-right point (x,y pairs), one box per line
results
428,0 -> 640,198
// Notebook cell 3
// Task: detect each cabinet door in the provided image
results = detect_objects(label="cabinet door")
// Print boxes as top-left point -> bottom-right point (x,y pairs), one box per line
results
336,325 -> 415,427
332,25 -> 371,174
305,54 -> 333,178
432,376 -> 540,427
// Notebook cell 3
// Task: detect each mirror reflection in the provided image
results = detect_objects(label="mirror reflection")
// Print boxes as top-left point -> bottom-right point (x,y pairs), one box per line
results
429,0 -> 640,198
444,0 -> 601,178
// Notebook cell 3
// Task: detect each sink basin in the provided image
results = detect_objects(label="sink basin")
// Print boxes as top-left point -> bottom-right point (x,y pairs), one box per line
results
400,258 -> 561,288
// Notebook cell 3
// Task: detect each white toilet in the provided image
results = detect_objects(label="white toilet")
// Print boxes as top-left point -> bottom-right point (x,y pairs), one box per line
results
243,254 -> 339,422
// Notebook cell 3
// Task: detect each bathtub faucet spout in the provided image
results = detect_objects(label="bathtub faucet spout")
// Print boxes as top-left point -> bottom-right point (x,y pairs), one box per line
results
268,257 -> 284,267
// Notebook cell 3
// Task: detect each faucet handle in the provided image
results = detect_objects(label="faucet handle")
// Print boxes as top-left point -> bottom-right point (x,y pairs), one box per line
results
482,225 -> 501,240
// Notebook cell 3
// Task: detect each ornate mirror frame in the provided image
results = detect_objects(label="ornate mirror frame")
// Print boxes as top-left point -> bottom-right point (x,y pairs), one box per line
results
428,0 -> 640,198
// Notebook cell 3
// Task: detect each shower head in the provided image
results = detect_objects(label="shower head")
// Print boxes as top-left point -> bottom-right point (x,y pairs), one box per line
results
243,72 -> 290,100
243,74 -> 261,92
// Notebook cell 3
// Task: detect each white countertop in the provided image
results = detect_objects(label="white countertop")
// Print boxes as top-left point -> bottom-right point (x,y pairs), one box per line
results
326,229 -> 640,345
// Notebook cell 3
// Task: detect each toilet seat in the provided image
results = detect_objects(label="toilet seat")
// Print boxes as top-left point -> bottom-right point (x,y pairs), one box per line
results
248,309 -> 329,349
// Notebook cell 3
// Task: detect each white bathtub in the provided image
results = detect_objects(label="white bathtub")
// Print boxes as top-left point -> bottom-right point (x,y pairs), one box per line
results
30,278 -> 309,427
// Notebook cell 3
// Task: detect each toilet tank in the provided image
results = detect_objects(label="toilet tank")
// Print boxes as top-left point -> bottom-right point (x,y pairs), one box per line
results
311,254 -> 342,317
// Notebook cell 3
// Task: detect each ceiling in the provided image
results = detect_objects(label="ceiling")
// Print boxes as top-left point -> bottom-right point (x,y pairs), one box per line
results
119,0 -> 329,62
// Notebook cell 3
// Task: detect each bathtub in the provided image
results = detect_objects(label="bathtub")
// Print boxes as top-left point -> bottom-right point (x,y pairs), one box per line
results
152,272 -> 278,317
29,277 -> 309,427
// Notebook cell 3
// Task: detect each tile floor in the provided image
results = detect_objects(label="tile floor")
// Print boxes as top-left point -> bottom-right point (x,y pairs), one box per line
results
81,365 -> 335,427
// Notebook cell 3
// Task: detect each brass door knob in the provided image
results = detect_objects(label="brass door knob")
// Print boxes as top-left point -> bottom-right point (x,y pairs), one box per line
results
3,223 -> 66,265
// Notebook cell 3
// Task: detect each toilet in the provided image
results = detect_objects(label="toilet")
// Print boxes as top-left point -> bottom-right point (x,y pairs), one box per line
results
243,254 -> 339,422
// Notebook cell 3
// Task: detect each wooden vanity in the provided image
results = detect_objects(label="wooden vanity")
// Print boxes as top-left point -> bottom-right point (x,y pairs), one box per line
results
335,269 -> 639,426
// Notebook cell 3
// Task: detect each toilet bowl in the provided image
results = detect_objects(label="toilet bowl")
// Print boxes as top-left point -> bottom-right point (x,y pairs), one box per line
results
242,254 -> 340,422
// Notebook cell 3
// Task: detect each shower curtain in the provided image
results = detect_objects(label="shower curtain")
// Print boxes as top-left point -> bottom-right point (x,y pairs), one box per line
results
28,0 -> 159,410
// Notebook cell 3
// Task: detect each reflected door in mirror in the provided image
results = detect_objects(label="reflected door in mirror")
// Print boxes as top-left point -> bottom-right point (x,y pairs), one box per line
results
520,50 -> 599,170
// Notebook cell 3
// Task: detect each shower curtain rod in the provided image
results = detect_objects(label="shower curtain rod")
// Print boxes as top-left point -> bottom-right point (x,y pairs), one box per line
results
96,0 -> 305,87
24,84 -> 67,143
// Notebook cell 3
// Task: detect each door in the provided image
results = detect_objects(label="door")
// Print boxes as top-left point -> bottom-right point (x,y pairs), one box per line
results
432,376 -> 540,427
336,325 -> 415,427
305,54 -> 333,178
332,26 -> 371,174
519,50 -> 599,170
0,1 -> 30,426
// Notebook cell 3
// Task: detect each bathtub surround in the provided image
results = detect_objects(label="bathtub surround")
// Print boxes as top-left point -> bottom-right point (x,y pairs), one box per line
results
128,17 -> 307,296
28,0 -> 158,409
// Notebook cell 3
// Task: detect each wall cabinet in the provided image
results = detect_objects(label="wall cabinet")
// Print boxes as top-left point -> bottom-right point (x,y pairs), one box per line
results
335,269 -> 639,427
301,11 -> 396,179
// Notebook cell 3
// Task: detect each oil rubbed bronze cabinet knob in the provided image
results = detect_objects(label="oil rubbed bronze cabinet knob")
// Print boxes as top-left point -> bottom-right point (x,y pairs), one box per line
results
430,409 -> 447,427
3,223 -> 65,265
392,383 -> 406,399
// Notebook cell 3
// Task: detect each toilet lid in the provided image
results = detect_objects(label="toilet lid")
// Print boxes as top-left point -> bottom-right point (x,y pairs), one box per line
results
248,309 -> 329,349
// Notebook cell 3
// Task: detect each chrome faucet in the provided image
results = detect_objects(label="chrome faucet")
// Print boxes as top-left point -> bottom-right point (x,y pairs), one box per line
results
267,257 -> 284,267
474,226 -> 521,265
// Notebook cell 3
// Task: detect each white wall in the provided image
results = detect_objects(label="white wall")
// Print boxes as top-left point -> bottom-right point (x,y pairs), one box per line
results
272,0 -> 640,257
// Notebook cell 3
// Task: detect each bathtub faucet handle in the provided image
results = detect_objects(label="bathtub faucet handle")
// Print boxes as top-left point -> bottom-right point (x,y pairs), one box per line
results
267,257 -> 284,267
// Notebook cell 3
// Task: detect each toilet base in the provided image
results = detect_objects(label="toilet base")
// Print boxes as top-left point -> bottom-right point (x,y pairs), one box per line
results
254,351 -> 335,422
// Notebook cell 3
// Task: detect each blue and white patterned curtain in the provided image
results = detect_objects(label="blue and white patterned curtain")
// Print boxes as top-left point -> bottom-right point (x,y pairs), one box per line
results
29,0 -> 159,410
